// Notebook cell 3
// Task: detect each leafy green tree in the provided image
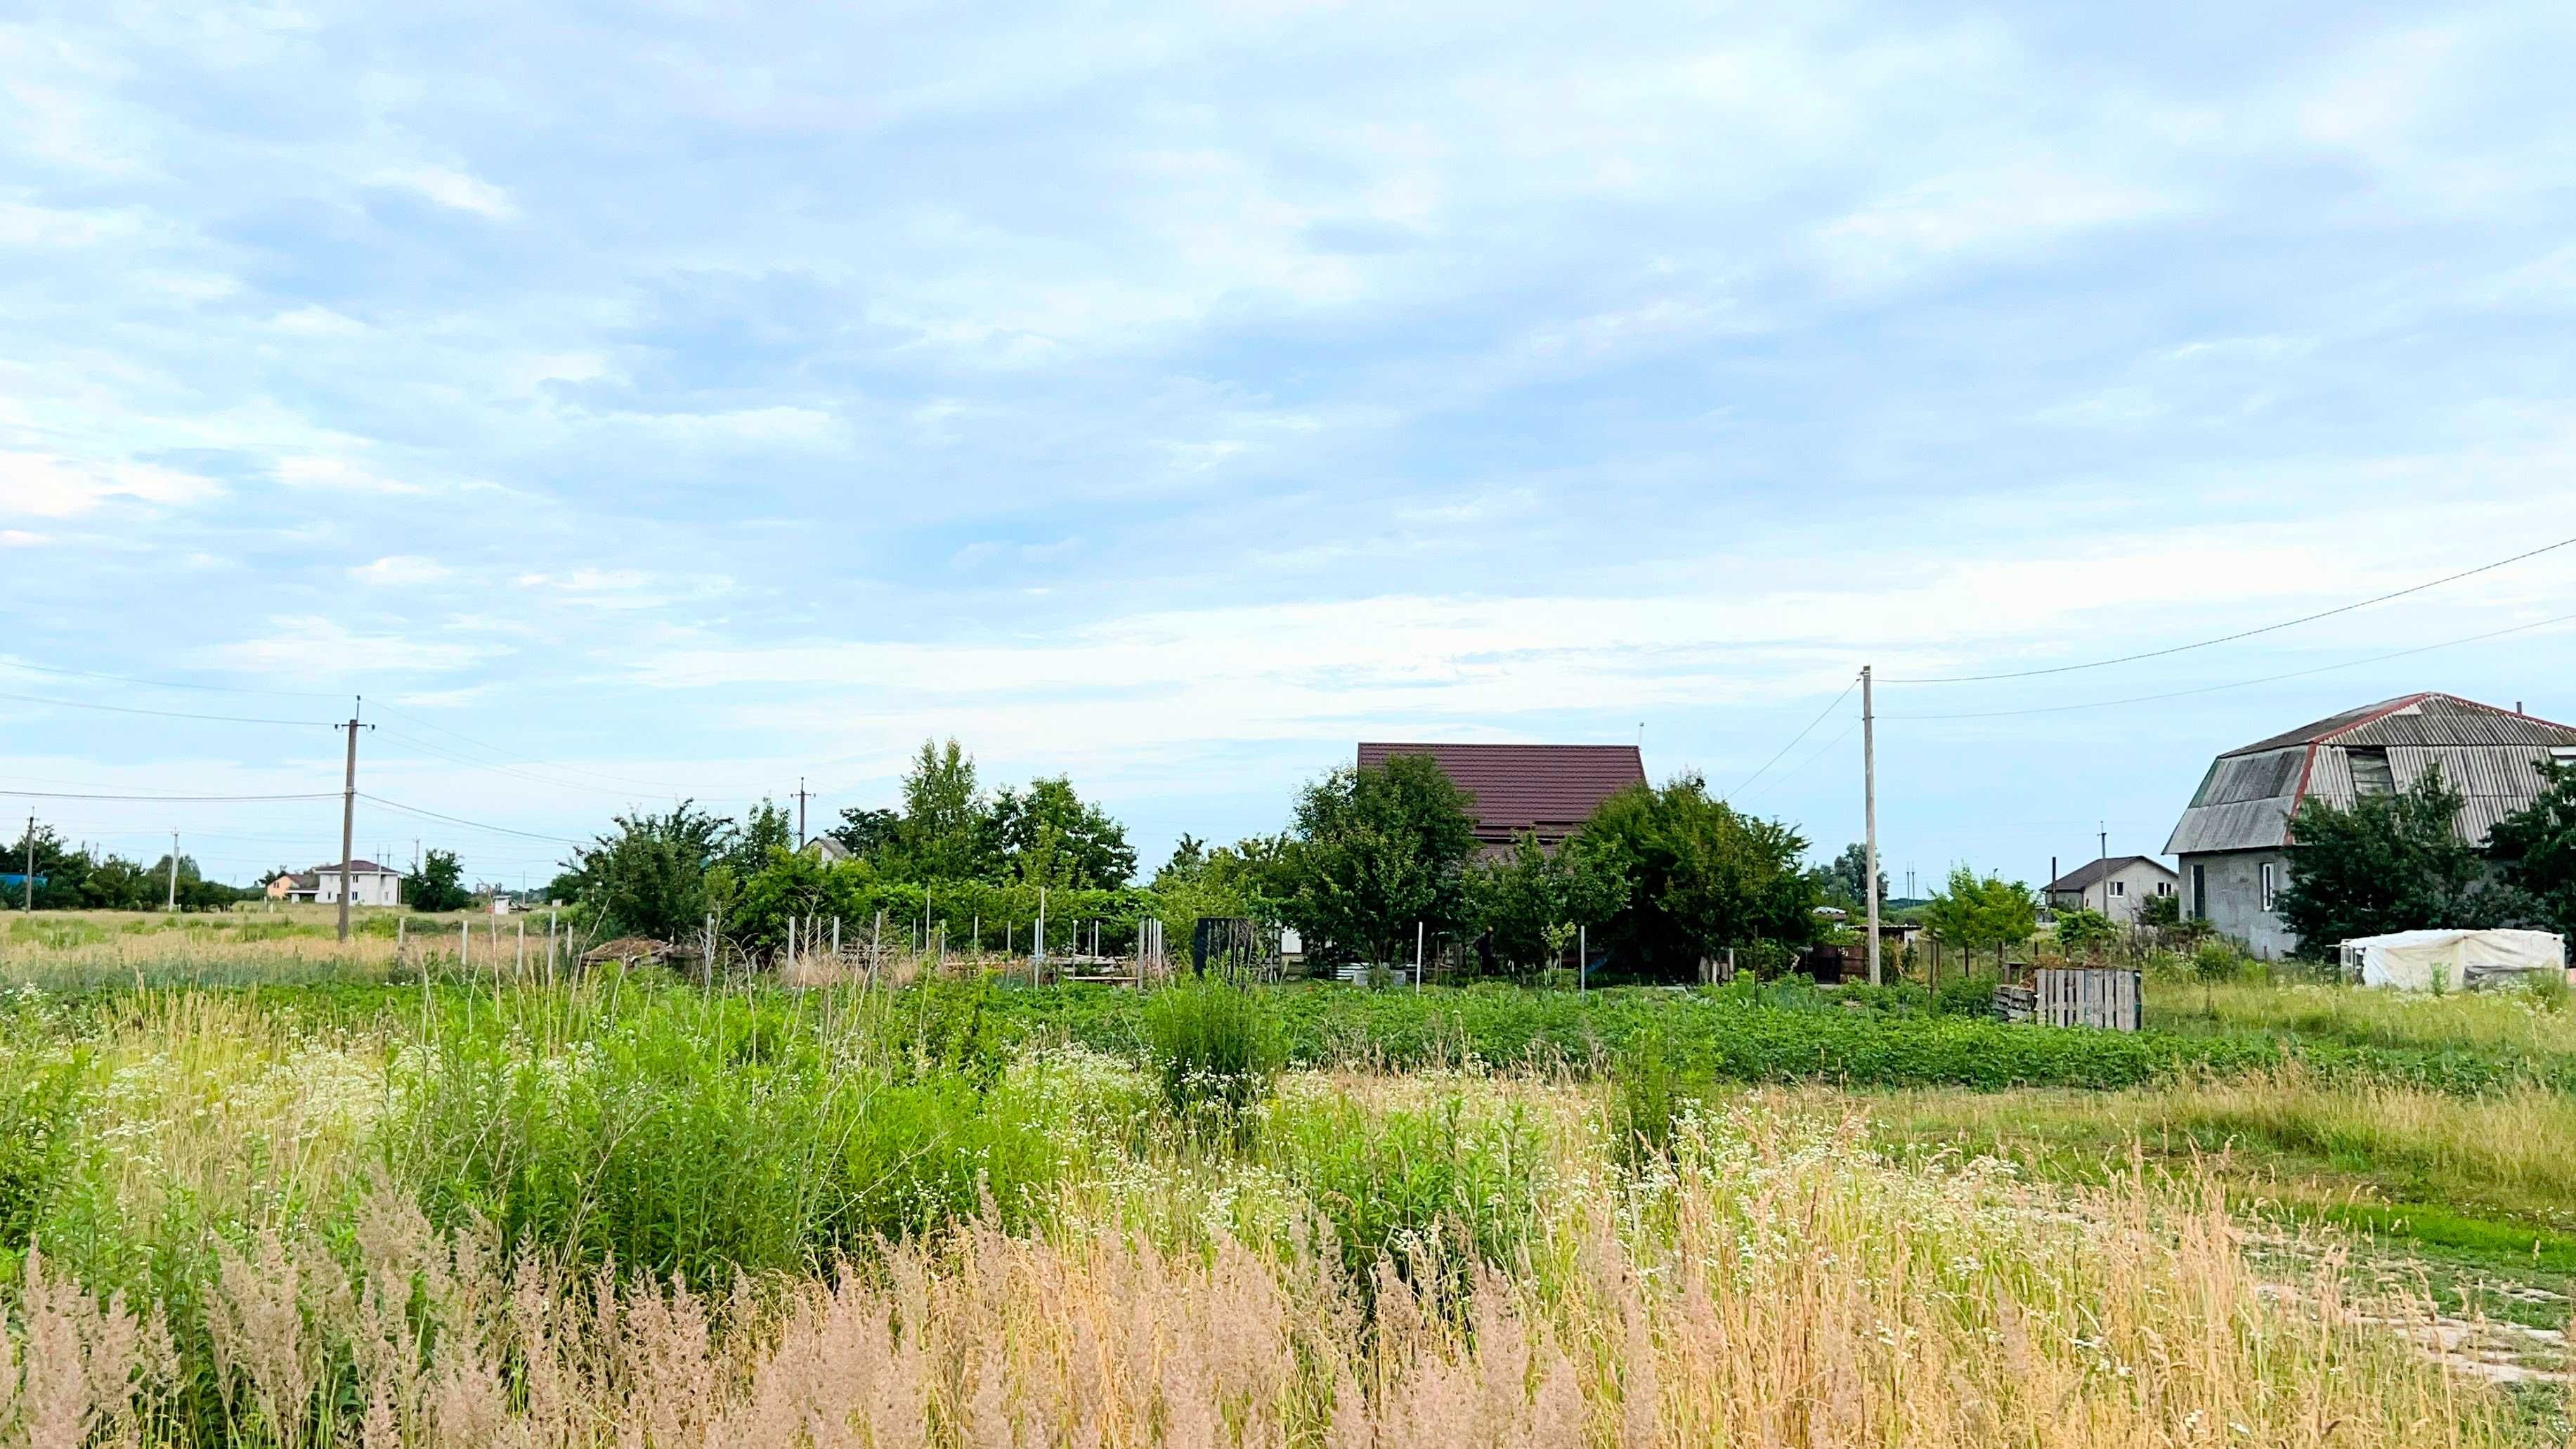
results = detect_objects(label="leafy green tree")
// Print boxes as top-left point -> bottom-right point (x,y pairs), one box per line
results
1467,830 -> 1630,979
2487,758 -> 2576,940
726,800 -> 795,878
986,776 -> 1136,888
1273,756 -> 1479,968
1815,842 -> 1887,909
2276,763 -> 2487,958
893,738 -> 993,881
559,802 -> 737,942
406,848 -> 473,913
828,807 -> 903,864
1576,775 -> 1818,977
1922,866 -> 2037,960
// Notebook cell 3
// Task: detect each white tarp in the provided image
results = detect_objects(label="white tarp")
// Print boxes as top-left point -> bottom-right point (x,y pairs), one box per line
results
2338,929 -> 2567,991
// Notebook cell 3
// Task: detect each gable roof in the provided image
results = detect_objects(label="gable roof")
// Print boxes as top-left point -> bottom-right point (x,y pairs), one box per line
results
308,859 -> 396,876
1356,742 -> 1646,844
2168,694 -> 2576,855
2225,693 -> 2576,755
2044,855 -> 2176,892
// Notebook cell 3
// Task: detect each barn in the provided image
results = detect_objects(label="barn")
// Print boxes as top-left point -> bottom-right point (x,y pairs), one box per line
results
2164,693 -> 2576,958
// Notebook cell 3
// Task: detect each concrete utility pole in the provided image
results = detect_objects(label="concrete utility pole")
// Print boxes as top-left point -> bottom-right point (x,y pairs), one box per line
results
1863,666 -> 1881,987
167,829 -> 178,911
335,698 -> 367,943
795,777 -> 810,848
22,814 -> 33,913
2098,822 -> 2109,914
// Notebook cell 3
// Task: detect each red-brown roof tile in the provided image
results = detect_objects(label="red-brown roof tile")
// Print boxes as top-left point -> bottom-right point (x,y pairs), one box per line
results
1356,741 -> 1646,845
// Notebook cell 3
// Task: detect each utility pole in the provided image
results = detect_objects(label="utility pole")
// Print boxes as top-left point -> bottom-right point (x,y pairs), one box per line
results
2098,821 -> 2109,915
795,777 -> 810,848
334,698 -> 370,944
1862,666 -> 1881,987
21,814 -> 32,914
167,829 -> 179,912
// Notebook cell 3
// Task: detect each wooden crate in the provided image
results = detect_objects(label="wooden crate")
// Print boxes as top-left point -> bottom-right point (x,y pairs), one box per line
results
2033,967 -> 2141,1032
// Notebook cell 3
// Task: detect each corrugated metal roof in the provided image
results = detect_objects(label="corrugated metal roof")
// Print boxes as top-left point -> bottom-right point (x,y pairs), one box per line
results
2225,693 -> 2576,755
1356,742 -> 1647,844
2171,694 -> 2576,855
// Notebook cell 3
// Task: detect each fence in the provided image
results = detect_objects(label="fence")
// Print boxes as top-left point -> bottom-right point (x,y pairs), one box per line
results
2029,966 -> 2142,1031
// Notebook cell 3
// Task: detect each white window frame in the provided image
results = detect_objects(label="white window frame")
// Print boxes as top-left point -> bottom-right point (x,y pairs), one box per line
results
2110,879 -> 2125,897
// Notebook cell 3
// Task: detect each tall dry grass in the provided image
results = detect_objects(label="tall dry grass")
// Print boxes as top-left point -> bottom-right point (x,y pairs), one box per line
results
4,1103 -> 2541,1448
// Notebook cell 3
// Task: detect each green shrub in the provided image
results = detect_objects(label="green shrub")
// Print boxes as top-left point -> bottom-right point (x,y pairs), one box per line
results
2193,940 -> 2244,982
1934,972 -> 2002,1018
1274,1093 -> 1545,1309
1610,1027 -> 1704,1165
0,1045 -> 80,1248
1144,977 -> 1284,1138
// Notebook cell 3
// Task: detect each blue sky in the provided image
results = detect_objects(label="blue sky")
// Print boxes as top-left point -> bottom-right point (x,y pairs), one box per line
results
4,1 -> 2574,891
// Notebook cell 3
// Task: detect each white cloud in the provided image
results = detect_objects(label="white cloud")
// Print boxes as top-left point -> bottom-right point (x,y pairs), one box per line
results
1,529 -> 48,546
272,306 -> 365,336
1814,162 -> 2181,290
0,451 -> 222,517
273,455 -> 428,495
217,616 -> 512,679
353,555 -> 452,585
375,164 -> 516,220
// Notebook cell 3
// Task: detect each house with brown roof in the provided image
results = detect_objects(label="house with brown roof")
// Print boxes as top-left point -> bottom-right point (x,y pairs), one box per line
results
2165,693 -> 2576,958
1355,741 -> 1648,854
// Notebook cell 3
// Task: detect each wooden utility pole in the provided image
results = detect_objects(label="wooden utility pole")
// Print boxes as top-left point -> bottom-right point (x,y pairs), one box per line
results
334,700 -> 367,943
1863,665 -> 1881,987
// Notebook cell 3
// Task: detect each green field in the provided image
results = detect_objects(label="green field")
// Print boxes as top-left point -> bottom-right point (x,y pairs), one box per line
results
1,926 -> 2570,1445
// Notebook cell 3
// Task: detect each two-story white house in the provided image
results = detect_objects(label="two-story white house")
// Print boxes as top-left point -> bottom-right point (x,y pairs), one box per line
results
2043,855 -> 2181,925
282,859 -> 404,907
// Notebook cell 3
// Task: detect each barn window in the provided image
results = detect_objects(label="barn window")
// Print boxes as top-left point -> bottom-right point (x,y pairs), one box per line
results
2349,748 -> 2393,798
2260,862 -> 2279,912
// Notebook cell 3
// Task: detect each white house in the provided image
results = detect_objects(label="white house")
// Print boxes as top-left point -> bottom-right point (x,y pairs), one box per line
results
287,860 -> 403,907
2043,855 -> 2180,925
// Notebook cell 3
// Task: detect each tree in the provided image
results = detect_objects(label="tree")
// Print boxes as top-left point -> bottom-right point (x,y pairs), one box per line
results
726,799 -> 795,878
1467,830 -> 1629,979
557,802 -> 737,942
406,848 -> 473,913
1816,843 -> 1887,909
2486,757 -> 2576,940
894,738 -> 993,881
986,776 -> 1136,888
1921,866 -> 2037,963
1575,775 -> 1819,977
1272,756 -> 1479,968
829,807 -> 903,864
2275,763 -> 2487,958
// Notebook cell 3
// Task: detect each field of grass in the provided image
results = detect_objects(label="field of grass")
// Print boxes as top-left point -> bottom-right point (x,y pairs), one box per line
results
1,921 -> 2572,1444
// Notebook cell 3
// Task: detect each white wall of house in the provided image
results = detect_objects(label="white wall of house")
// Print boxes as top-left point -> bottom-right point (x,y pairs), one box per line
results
2052,859 -> 2182,925
312,870 -> 402,907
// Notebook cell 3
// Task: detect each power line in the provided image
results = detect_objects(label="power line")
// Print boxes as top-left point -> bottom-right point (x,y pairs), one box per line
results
1721,675 -> 1858,803
366,698 -> 695,795
1882,531 -> 2576,684
355,793 -> 588,845
0,657 -> 345,698
0,689 -> 339,727
373,727 -> 687,804
1736,717 -> 1861,810
0,788 -> 337,802
1884,607 -> 2576,721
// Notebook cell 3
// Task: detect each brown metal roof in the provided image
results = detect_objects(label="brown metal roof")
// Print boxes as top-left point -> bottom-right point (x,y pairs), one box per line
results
1356,742 -> 1647,844
2225,694 -> 2576,755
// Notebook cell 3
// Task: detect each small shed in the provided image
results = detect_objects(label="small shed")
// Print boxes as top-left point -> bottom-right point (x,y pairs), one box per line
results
2338,929 -> 2565,991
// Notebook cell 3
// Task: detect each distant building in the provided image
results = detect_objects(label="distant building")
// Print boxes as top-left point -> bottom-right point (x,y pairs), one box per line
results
2165,693 -> 2576,958
2043,856 -> 2179,925
264,872 -> 303,900
283,860 -> 403,907
1355,741 -> 1648,854
807,837 -> 852,864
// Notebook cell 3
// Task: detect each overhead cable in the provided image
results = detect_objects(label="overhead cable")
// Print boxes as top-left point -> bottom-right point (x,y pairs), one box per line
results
1884,607 -> 2576,721
1882,531 -> 2576,684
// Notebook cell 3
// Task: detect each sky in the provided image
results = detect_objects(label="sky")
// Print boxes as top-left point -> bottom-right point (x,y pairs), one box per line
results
4,1 -> 2575,893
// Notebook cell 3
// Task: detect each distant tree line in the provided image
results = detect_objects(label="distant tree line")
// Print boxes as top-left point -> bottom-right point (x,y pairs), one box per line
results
545,739 -> 1837,980
2277,759 -> 2576,957
4,824 -> 256,911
